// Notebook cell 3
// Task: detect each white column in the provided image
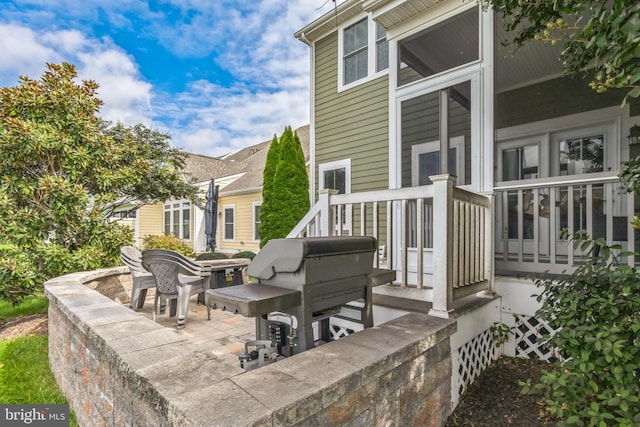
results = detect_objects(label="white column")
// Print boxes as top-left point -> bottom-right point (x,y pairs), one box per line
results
429,174 -> 455,318
317,189 -> 338,237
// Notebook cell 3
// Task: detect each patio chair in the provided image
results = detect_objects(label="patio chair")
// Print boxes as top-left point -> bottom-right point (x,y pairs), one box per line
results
141,249 -> 211,329
120,246 -> 157,310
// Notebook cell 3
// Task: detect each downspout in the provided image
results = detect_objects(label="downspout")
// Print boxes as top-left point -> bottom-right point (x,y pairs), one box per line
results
298,31 -> 316,207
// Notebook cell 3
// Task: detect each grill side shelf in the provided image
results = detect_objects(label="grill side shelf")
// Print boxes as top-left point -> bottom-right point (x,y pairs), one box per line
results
204,283 -> 301,317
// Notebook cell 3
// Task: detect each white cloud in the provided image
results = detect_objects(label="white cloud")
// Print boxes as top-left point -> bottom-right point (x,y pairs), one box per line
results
0,24 -> 154,126
0,0 -> 335,157
0,24 -> 60,81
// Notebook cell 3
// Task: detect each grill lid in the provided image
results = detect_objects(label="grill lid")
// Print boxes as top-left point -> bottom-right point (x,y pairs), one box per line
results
247,236 -> 377,280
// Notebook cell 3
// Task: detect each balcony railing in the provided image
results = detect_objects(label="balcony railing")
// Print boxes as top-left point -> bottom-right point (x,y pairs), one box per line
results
288,174 -> 493,317
494,172 -> 638,275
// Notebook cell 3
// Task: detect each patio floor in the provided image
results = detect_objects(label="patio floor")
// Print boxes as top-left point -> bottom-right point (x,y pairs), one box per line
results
128,287 -> 257,364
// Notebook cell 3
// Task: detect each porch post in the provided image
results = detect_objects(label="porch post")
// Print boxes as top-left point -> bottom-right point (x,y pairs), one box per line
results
317,189 -> 338,237
429,174 -> 455,318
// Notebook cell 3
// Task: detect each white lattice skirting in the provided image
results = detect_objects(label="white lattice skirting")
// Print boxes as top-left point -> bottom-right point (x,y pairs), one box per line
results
451,329 -> 497,407
329,317 -> 363,340
514,313 -> 557,361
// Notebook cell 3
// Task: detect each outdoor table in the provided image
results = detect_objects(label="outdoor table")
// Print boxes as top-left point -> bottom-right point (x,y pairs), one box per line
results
195,258 -> 250,304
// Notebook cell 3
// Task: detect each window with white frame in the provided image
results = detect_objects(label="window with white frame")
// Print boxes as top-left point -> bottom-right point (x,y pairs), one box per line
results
340,16 -> 388,88
163,201 -> 190,240
253,202 -> 261,242
319,159 -> 351,231
411,137 -> 465,186
496,135 -> 545,183
223,205 -> 235,241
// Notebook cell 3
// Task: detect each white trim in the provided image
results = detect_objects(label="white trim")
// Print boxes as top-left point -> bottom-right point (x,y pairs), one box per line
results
496,106 -> 622,141
309,40 -> 316,205
338,12 -> 390,92
389,35 -> 400,189
193,203 -> 206,253
495,135 -> 548,184
191,172 -> 245,189
252,201 -> 262,243
319,159 -> 352,231
222,204 -> 235,242
479,6 -> 494,193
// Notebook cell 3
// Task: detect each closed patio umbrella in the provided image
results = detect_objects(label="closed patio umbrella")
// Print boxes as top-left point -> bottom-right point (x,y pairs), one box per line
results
205,179 -> 219,252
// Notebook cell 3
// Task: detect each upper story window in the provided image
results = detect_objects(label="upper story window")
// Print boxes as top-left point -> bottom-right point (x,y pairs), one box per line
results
376,24 -> 389,73
340,16 -> 388,89
398,6 -> 479,87
344,19 -> 368,85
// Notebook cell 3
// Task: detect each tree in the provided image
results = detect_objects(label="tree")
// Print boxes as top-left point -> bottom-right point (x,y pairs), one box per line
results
259,134 -> 280,248
101,122 -> 196,215
259,127 -> 309,247
0,62 -> 195,305
482,0 -> 640,101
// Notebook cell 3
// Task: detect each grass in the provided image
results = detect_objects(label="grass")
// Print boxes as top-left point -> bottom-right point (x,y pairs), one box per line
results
0,297 -> 78,426
0,296 -> 48,321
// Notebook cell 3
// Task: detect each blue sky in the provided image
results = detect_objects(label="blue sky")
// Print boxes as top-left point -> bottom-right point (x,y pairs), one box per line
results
0,0 -> 337,157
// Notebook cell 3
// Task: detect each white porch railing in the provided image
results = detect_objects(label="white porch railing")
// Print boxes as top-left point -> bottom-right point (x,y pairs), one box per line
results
494,171 -> 638,275
287,174 -> 494,317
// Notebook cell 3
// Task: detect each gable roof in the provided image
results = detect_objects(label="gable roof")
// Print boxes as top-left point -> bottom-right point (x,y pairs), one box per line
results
180,153 -> 247,185
220,125 -> 310,194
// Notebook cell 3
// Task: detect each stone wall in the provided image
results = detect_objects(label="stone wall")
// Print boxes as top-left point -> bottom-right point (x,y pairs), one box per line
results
45,268 -> 456,426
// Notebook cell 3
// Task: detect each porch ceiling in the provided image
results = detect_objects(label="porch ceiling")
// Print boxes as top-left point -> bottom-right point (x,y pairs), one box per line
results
364,0 -> 444,29
494,18 -> 565,92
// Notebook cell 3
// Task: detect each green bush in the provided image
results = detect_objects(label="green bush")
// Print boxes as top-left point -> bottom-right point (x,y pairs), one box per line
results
232,251 -> 256,260
195,252 -> 229,261
523,234 -> 640,425
142,234 -> 193,257
0,222 -> 132,306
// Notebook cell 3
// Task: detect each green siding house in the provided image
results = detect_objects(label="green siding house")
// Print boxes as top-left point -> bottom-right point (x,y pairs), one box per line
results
292,0 -> 640,409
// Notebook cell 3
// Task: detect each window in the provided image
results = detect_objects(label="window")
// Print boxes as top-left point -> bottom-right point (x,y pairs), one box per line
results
344,18 -> 368,85
502,145 -> 539,181
112,209 -> 137,219
319,159 -> 351,231
551,123 -> 611,177
559,135 -> 604,176
411,137 -> 465,186
253,202 -> 261,241
376,24 -> 389,73
223,205 -> 235,241
497,137 -> 543,183
340,17 -> 388,88
163,201 -> 190,240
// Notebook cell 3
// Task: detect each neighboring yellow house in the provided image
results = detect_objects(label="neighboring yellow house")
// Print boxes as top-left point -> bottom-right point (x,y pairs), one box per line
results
114,125 -> 309,255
